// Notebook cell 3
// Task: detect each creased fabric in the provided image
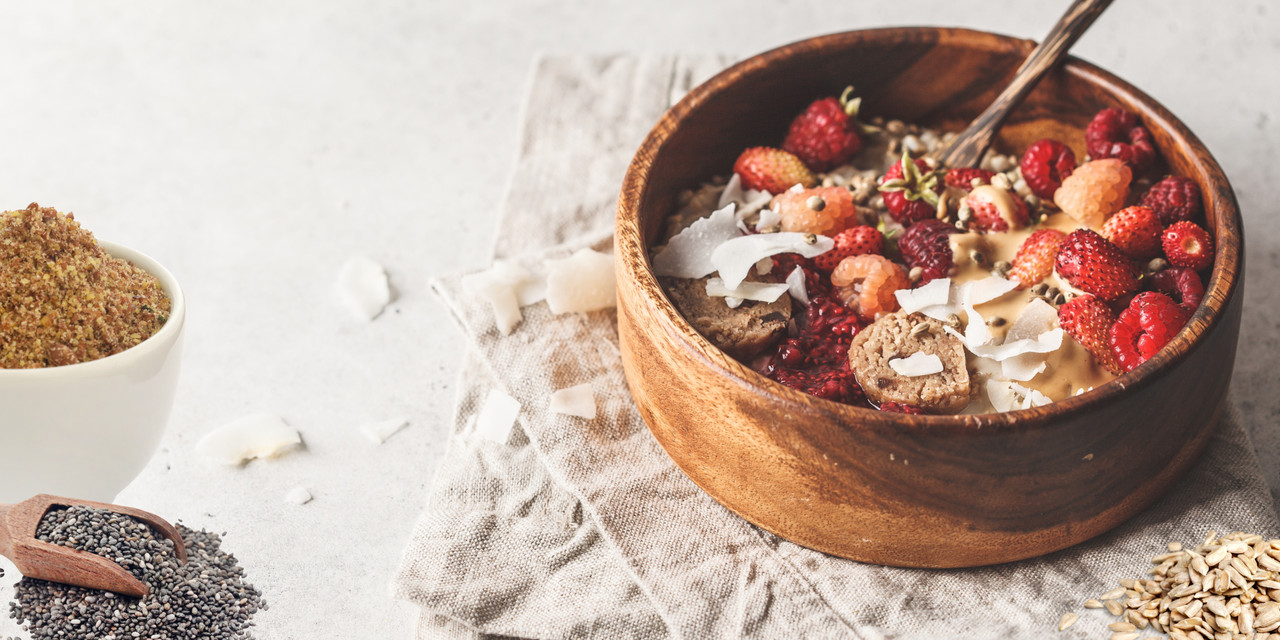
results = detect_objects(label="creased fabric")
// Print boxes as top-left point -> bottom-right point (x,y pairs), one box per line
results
393,54 -> 1277,640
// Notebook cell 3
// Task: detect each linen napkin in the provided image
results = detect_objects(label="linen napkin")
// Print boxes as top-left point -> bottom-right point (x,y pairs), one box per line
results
393,54 -> 1277,640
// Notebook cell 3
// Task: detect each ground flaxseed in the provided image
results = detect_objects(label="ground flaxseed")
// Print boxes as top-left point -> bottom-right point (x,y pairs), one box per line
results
0,203 -> 171,369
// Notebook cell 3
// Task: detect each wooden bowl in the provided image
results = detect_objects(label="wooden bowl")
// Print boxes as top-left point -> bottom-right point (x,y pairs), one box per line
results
614,27 -> 1244,567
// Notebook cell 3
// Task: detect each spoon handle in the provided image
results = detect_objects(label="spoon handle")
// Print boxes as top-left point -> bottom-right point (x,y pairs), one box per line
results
937,0 -> 1115,169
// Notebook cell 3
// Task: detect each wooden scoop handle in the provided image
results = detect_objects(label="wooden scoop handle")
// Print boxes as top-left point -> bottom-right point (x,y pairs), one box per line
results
936,0 -> 1115,169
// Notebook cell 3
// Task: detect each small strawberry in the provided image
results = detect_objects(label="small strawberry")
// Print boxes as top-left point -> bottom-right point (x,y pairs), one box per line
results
878,153 -> 944,226
944,167 -> 995,191
733,147 -> 816,194
782,87 -> 864,172
1085,107 -> 1157,175
1054,229 -> 1140,301
1147,267 -> 1204,310
963,185 -> 1030,232
1101,205 -> 1163,260
1009,228 -> 1067,288
813,225 -> 884,272
1019,139 -> 1076,199
1161,221 -> 1214,271
1109,291 -> 1191,372
1140,176 -> 1202,226
1058,295 -> 1123,375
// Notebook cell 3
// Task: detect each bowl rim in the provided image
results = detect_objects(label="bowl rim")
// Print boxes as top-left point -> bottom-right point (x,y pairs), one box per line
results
0,239 -> 186,378
616,26 -> 1243,432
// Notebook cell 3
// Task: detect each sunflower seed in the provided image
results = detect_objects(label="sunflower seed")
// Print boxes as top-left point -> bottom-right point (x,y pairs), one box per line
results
1102,587 -> 1129,600
1059,612 -> 1079,631
1109,621 -> 1137,632
1107,599 -> 1125,615
1085,598 -> 1104,609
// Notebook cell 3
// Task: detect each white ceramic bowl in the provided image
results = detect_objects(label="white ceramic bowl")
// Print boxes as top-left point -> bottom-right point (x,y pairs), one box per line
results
0,240 -> 185,503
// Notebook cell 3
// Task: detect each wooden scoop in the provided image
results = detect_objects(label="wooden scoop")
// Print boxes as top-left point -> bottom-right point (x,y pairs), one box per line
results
0,494 -> 188,598
935,0 -> 1115,169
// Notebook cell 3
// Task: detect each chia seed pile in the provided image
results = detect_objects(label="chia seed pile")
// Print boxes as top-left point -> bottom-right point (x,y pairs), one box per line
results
7,506 -> 264,639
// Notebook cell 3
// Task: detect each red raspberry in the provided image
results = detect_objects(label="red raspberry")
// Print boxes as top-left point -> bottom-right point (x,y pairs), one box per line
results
879,155 -> 943,226
1161,221 -> 1214,271
772,365 -> 867,405
1140,176 -> 1202,226
1101,205 -> 1163,260
1054,229 -> 1140,301
782,90 -> 863,172
963,185 -> 1029,232
1009,228 -> 1067,289
944,168 -> 995,191
733,147 -> 816,194
1057,295 -> 1123,375
1085,108 -> 1157,175
773,186 -> 857,235
878,402 -> 926,414
1019,139 -> 1076,199
1147,267 -> 1204,310
813,225 -> 884,272
1109,291 -> 1192,372
898,218 -> 956,285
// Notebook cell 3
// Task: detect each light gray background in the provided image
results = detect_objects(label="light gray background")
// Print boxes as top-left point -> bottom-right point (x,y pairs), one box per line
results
0,1 -> 1276,638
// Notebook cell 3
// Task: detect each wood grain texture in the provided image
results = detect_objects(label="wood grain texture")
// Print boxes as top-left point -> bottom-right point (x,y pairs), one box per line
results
614,28 -> 1244,567
0,494 -> 188,596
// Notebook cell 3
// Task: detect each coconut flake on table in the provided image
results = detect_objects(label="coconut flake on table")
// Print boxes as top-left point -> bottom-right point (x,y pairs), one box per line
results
548,383 -> 597,419
361,417 -> 409,444
711,232 -> 834,289
475,389 -> 521,444
895,277 -> 951,314
284,487 -> 313,505
785,266 -> 810,306
652,203 -> 740,279
462,260 -> 544,335
705,277 -> 790,305
545,248 -> 616,314
888,352 -> 944,377
196,414 -> 302,466
336,256 -> 391,321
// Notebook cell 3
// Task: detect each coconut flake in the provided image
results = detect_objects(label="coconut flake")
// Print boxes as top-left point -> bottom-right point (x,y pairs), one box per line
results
284,487 -> 313,505
754,208 -> 782,232
549,383 -> 597,419
785,266 -> 810,306
475,389 -> 521,444
888,352 -> 944,377
463,260 -> 543,335
336,256 -> 391,321
652,203 -> 740,278
711,232 -> 834,289
970,328 -> 1065,361
545,249 -> 616,314
705,277 -> 790,304
986,379 -> 1018,413
196,414 -> 302,466
1002,353 -> 1048,381
964,275 -> 1018,306
895,278 -> 951,314
724,296 -> 744,309
962,303 -> 993,348
1005,297 -> 1058,342
755,257 -> 773,275
1014,384 -> 1053,409
719,173 -> 745,208
361,417 -> 409,444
